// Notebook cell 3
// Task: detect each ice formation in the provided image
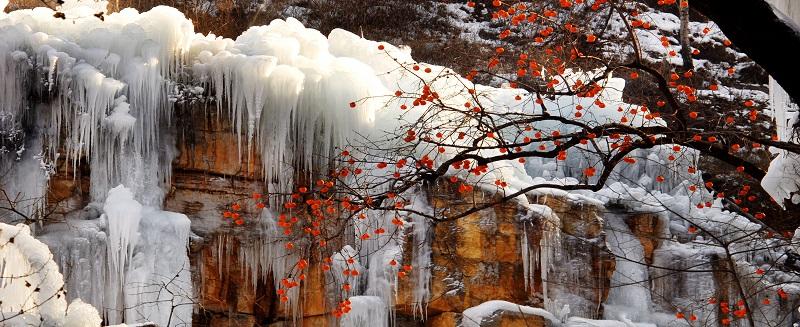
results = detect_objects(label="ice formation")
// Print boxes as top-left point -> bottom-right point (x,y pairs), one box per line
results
0,2 -> 315,325
123,207 -> 193,326
520,204 -> 562,313
191,19 -> 386,197
103,186 -> 142,323
26,186 -> 193,327
602,213 -> 652,322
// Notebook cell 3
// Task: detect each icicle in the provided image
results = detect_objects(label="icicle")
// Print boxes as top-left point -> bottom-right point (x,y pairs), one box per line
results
521,204 -> 561,313
190,21 -> 385,200
521,224 -> 532,292
38,218 -> 109,317
357,213 -> 399,319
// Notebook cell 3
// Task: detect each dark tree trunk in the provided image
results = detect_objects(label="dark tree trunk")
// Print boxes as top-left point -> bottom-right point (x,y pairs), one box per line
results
678,1 -> 694,70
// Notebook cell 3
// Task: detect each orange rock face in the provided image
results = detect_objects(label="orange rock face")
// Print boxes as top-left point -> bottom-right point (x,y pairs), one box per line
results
624,212 -> 662,264
392,183 -> 614,324
173,106 -> 263,179
168,143 -> 620,327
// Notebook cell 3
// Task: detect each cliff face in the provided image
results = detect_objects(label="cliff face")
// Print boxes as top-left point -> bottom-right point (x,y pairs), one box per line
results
164,112 -> 612,326
38,108 -> 798,327
42,108 -> 616,326
42,110 -> 749,327
15,107 -> 659,326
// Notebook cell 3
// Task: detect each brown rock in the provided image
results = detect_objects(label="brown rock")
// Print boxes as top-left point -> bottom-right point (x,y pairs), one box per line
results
267,315 -> 329,327
173,106 -> 262,179
301,262 -> 328,317
193,235 -> 275,324
397,183 -> 539,316
533,195 -> 604,239
395,182 -> 614,320
209,314 -> 257,327
495,311 -> 546,327
625,213 -> 661,264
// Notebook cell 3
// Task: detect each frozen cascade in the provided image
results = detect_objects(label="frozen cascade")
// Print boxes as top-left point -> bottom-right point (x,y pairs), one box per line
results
357,209 -> 404,324
0,3 -> 191,206
38,218 -> 109,316
263,211 -> 301,321
768,77 -> 797,144
521,224 -> 532,292
124,207 -> 193,326
191,19 -> 387,198
348,188 -> 431,323
102,186 -> 193,326
331,245 -> 364,297
36,185 -> 192,327
213,210 -> 303,320
602,212 -> 652,322
0,113 -> 51,225
103,185 -> 143,324
761,64 -> 800,206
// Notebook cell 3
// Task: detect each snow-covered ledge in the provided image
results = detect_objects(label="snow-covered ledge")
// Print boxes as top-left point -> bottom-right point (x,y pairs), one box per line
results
0,222 -> 102,326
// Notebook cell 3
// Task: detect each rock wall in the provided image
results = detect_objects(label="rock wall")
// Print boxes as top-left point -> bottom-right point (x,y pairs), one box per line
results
162,110 -> 618,326
39,108 -> 621,326
42,107 -> 793,327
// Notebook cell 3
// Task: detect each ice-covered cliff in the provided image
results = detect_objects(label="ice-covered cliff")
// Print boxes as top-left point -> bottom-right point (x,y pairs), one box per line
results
1,1 -> 800,326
